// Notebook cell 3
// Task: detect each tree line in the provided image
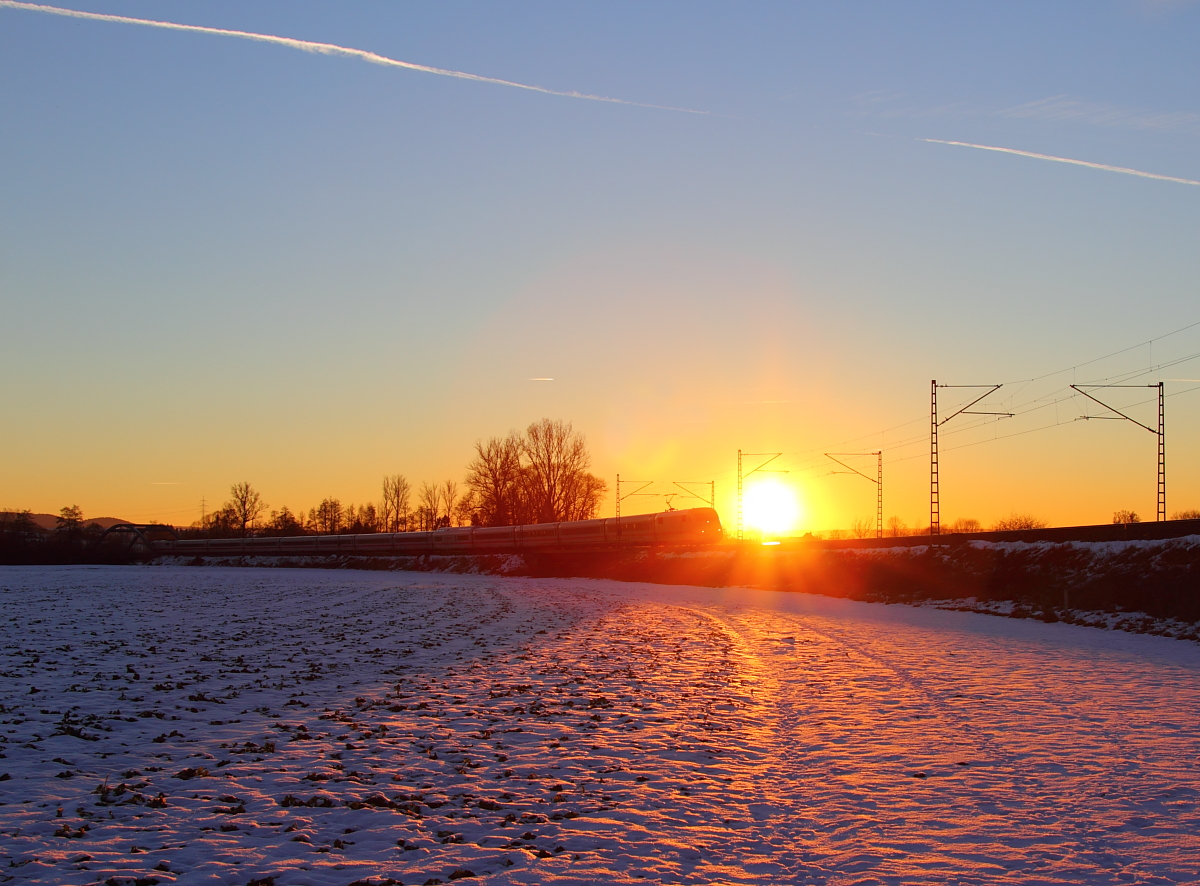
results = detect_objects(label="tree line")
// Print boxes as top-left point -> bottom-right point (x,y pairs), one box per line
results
831,508 -> 1200,540
189,418 -> 609,538
0,505 -> 132,564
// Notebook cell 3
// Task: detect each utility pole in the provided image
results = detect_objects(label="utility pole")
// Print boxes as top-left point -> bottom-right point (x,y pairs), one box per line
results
931,382 -> 938,537
931,381 -> 1009,539
737,451 -> 786,542
877,450 -> 883,538
1071,382 -> 1166,521
615,475 -> 655,538
1160,381 -> 1166,522
826,451 -> 883,539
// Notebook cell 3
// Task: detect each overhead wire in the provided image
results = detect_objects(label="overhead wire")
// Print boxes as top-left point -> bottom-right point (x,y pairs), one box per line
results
670,317 -> 1200,495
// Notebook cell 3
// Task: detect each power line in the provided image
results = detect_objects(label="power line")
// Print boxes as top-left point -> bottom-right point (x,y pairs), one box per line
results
825,451 -> 882,538
670,319 -> 1200,523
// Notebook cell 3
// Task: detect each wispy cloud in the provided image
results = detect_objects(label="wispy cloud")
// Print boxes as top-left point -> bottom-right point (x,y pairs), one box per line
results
848,91 -> 976,121
0,1 -> 707,115
998,95 -> 1200,135
921,138 -> 1200,187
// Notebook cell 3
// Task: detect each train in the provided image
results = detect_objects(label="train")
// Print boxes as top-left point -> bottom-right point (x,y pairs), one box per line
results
153,507 -> 723,557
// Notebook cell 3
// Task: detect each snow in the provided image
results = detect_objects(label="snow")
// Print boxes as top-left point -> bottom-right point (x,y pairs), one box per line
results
2,566 -> 1199,885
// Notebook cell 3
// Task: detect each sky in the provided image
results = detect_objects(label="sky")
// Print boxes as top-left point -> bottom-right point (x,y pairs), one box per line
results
2,0 -> 1199,532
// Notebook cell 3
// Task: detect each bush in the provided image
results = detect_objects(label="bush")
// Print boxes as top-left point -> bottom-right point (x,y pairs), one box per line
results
993,513 -> 1049,531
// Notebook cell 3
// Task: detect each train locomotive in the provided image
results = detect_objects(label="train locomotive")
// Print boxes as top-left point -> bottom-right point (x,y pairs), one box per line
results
154,507 -> 722,557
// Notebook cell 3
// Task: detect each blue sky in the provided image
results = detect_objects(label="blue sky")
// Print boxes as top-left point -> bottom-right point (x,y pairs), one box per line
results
2,1 -> 1199,529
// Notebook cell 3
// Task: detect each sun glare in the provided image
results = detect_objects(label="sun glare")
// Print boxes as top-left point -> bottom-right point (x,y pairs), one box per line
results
743,479 -> 801,536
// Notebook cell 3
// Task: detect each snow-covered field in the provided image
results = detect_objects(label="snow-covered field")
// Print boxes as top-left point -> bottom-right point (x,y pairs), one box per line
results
2,567 -> 1198,885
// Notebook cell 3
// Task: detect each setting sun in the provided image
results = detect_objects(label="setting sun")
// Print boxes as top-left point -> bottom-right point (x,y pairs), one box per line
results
743,478 -> 802,536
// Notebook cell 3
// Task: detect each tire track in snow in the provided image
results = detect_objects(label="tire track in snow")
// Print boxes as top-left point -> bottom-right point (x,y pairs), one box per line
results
784,610 -> 1200,884
703,606 -> 1000,884
707,603 -> 1196,885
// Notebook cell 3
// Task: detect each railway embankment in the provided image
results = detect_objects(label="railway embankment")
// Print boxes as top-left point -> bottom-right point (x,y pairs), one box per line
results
536,535 -> 1200,641
153,530 -> 1200,642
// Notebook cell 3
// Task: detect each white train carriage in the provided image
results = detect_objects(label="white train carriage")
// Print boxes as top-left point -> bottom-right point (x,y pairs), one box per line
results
156,507 -> 722,558
558,518 -> 607,547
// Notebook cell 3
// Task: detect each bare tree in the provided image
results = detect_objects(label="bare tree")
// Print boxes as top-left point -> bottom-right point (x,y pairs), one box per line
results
380,474 -> 412,532
1,510 -> 40,557
455,489 -> 481,526
266,506 -> 304,537
993,513 -> 1048,531
1112,510 -> 1140,525
1172,509 -> 1200,520
885,516 -> 909,537
311,498 -> 343,534
204,504 -> 239,537
348,502 -> 379,533
520,419 -> 607,523
559,469 -> 607,522
228,482 -> 267,537
851,516 -> 875,539
378,490 -> 393,533
441,480 -> 458,528
948,517 -> 982,534
56,505 -> 84,533
417,481 -> 441,531
464,432 -> 524,527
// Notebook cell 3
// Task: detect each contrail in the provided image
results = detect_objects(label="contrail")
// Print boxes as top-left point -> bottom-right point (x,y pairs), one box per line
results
921,138 -> 1200,187
0,0 -> 707,115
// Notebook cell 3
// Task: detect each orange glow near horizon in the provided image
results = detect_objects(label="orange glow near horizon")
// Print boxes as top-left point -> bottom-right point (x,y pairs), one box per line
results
743,478 -> 803,536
